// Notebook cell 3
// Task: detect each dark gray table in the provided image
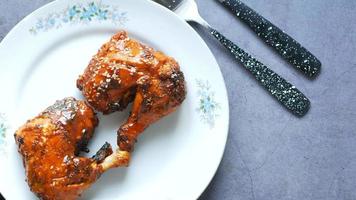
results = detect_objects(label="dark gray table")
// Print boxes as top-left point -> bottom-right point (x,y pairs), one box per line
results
1,0 -> 356,199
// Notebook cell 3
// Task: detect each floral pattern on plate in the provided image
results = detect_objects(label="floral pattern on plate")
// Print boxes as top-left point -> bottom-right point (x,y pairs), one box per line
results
29,1 -> 128,35
196,79 -> 220,128
0,113 -> 7,154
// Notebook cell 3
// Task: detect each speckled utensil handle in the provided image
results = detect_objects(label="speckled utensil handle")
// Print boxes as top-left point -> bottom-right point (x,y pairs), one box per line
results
219,0 -> 321,78
210,28 -> 310,116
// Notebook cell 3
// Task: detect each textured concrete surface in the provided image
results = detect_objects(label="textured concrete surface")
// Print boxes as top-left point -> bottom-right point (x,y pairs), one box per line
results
1,0 -> 356,200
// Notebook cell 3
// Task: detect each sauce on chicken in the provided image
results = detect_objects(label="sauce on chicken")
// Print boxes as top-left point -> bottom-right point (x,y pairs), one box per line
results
14,98 -> 128,200
77,31 -> 186,152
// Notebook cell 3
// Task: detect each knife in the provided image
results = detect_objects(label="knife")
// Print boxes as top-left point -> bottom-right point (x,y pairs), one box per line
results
218,0 -> 321,78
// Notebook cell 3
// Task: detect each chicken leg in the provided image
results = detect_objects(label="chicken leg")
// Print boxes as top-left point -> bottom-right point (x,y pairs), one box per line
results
14,97 -> 128,200
77,31 -> 186,162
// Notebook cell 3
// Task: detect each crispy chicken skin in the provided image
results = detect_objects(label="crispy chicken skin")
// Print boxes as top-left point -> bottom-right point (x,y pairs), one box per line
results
15,31 -> 186,199
77,31 -> 186,154
14,97 -> 128,200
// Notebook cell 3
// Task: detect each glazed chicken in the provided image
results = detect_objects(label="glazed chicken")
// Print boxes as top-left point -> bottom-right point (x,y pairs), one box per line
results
77,31 -> 186,156
14,31 -> 186,200
15,97 -> 129,200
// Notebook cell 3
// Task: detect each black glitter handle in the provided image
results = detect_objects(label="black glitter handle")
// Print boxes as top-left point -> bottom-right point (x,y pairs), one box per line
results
210,28 -> 310,116
219,0 -> 321,78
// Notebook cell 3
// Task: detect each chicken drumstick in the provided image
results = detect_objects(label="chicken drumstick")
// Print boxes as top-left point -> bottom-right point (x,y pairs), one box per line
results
14,97 -> 128,200
77,31 -> 186,158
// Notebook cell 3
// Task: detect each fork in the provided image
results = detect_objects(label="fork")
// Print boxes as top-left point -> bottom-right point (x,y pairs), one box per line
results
154,0 -> 310,116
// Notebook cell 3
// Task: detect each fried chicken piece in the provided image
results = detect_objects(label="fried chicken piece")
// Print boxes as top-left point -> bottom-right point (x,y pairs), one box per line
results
77,31 -> 186,156
14,97 -> 129,200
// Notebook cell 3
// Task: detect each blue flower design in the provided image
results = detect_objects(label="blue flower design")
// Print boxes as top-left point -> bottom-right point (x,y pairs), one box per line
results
45,16 -> 56,29
0,113 -> 7,154
200,96 -> 216,113
89,3 -> 98,14
29,2 -> 128,34
0,126 -> 5,146
81,8 -> 93,21
68,6 -> 79,20
196,79 -> 220,128
98,9 -> 108,20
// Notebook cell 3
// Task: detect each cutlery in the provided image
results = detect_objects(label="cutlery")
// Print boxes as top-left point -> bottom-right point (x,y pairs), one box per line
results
218,0 -> 321,78
153,0 -> 310,116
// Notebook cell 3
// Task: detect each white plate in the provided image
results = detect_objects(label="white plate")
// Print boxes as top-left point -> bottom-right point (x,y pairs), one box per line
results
0,0 -> 229,199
